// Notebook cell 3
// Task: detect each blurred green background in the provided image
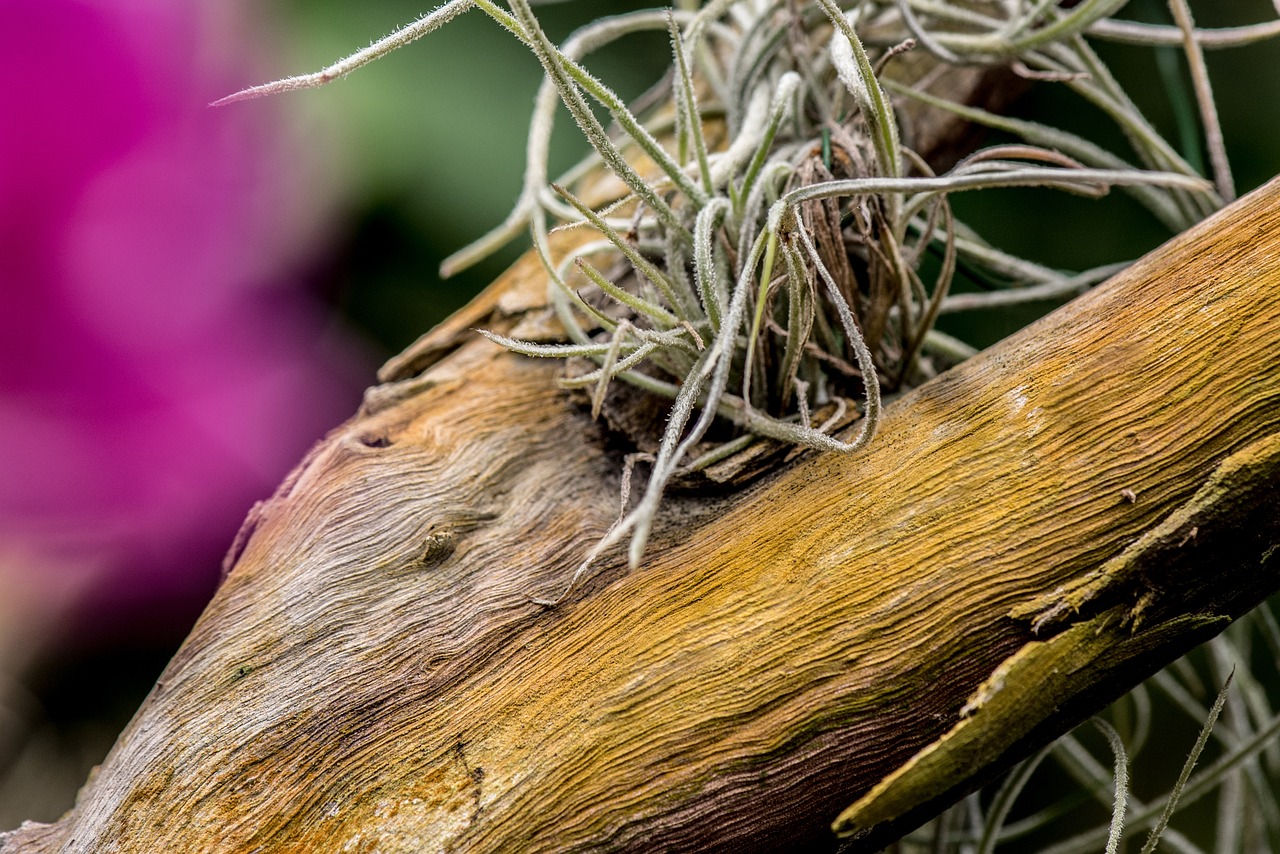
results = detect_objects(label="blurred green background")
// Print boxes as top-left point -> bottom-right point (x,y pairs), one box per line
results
3,0 -> 1279,839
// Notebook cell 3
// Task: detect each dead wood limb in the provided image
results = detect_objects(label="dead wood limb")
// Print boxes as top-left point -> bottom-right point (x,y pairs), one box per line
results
5,174 -> 1280,853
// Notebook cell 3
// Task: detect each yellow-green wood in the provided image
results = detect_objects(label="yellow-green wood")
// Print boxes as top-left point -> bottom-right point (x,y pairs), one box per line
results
835,429 -> 1280,835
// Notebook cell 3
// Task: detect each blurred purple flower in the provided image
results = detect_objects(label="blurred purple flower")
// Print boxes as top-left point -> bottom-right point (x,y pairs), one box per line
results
0,0 -> 371,641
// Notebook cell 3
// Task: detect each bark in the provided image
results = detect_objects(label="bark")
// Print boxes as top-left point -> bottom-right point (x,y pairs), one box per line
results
5,178 -> 1280,854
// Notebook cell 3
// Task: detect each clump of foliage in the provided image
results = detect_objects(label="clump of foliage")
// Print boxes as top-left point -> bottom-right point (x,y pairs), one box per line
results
222,0 -> 1234,593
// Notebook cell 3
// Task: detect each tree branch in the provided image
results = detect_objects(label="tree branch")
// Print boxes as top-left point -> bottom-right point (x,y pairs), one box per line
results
4,175 -> 1279,854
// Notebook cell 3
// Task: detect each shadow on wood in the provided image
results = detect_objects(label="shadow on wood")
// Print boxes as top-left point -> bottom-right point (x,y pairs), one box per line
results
4,178 -> 1279,853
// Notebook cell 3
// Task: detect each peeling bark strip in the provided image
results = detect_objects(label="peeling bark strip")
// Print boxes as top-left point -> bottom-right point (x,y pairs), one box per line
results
4,179 -> 1279,853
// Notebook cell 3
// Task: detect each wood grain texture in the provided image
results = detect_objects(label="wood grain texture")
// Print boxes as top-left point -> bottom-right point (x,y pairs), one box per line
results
4,178 -> 1279,853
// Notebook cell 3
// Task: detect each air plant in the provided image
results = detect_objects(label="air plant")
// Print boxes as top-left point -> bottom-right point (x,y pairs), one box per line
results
222,1 -> 1264,603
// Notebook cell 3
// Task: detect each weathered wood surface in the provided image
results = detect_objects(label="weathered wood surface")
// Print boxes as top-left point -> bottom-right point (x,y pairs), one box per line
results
5,178 -> 1280,853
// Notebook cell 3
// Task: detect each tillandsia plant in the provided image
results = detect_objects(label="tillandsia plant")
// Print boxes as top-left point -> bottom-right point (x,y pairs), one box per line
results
222,0 -> 1272,602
